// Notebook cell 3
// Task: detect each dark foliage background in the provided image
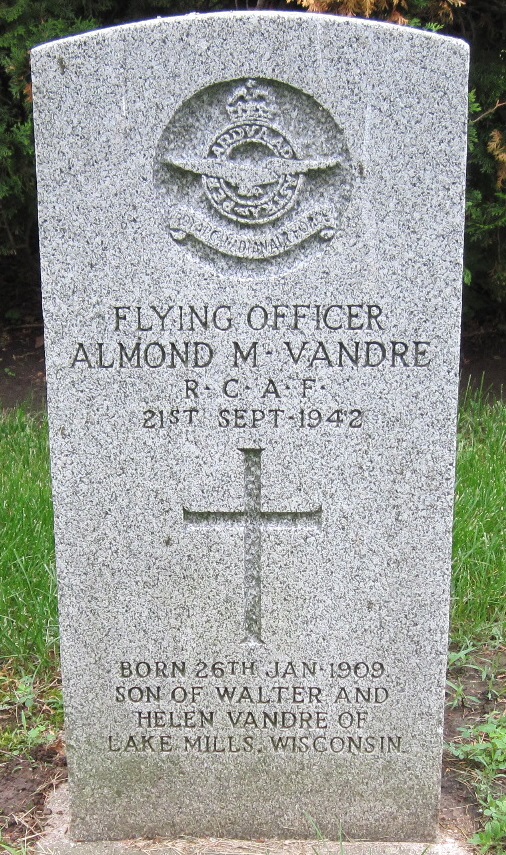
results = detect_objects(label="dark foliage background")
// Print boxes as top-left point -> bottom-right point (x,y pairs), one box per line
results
0,0 -> 505,327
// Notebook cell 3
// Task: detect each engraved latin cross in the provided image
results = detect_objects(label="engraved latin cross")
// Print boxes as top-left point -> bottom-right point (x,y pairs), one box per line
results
183,448 -> 322,644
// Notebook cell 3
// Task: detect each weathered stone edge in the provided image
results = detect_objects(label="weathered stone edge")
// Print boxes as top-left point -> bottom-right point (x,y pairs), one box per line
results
38,786 -> 472,855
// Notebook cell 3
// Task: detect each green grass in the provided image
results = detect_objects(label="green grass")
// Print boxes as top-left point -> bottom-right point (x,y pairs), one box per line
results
448,713 -> 506,854
452,385 -> 506,642
0,670 -> 63,759
0,409 -> 57,674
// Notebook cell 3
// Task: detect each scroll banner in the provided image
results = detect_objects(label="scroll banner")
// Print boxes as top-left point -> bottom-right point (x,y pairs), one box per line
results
168,207 -> 336,260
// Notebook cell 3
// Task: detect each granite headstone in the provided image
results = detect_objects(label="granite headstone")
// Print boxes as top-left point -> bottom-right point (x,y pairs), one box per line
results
31,12 -> 469,844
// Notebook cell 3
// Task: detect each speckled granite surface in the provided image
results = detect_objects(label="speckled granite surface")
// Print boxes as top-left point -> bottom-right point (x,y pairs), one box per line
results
31,12 -> 469,843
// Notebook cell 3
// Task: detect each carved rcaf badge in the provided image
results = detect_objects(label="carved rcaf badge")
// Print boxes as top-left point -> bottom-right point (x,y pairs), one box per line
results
154,78 -> 353,275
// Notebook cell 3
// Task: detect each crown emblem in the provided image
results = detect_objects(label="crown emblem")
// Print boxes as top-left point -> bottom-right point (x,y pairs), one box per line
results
226,79 -> 277,122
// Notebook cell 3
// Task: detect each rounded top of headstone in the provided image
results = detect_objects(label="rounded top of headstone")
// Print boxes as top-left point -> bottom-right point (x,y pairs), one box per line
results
30,11 -> 470,57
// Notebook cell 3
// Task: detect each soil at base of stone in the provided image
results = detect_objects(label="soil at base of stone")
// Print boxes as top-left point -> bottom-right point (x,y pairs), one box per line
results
0,744 -> 67,845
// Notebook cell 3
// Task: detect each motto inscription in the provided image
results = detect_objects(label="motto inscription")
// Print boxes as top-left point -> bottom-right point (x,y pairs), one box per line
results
154,78 -> 353,275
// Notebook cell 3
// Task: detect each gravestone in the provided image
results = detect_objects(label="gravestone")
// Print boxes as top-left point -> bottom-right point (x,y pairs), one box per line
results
31,12 -> 469,846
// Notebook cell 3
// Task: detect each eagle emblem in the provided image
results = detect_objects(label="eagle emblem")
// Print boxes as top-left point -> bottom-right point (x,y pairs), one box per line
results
154,78 -> 353,275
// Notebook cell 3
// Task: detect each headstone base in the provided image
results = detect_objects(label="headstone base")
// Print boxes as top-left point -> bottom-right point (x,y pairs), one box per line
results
39,787 -> 472,855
